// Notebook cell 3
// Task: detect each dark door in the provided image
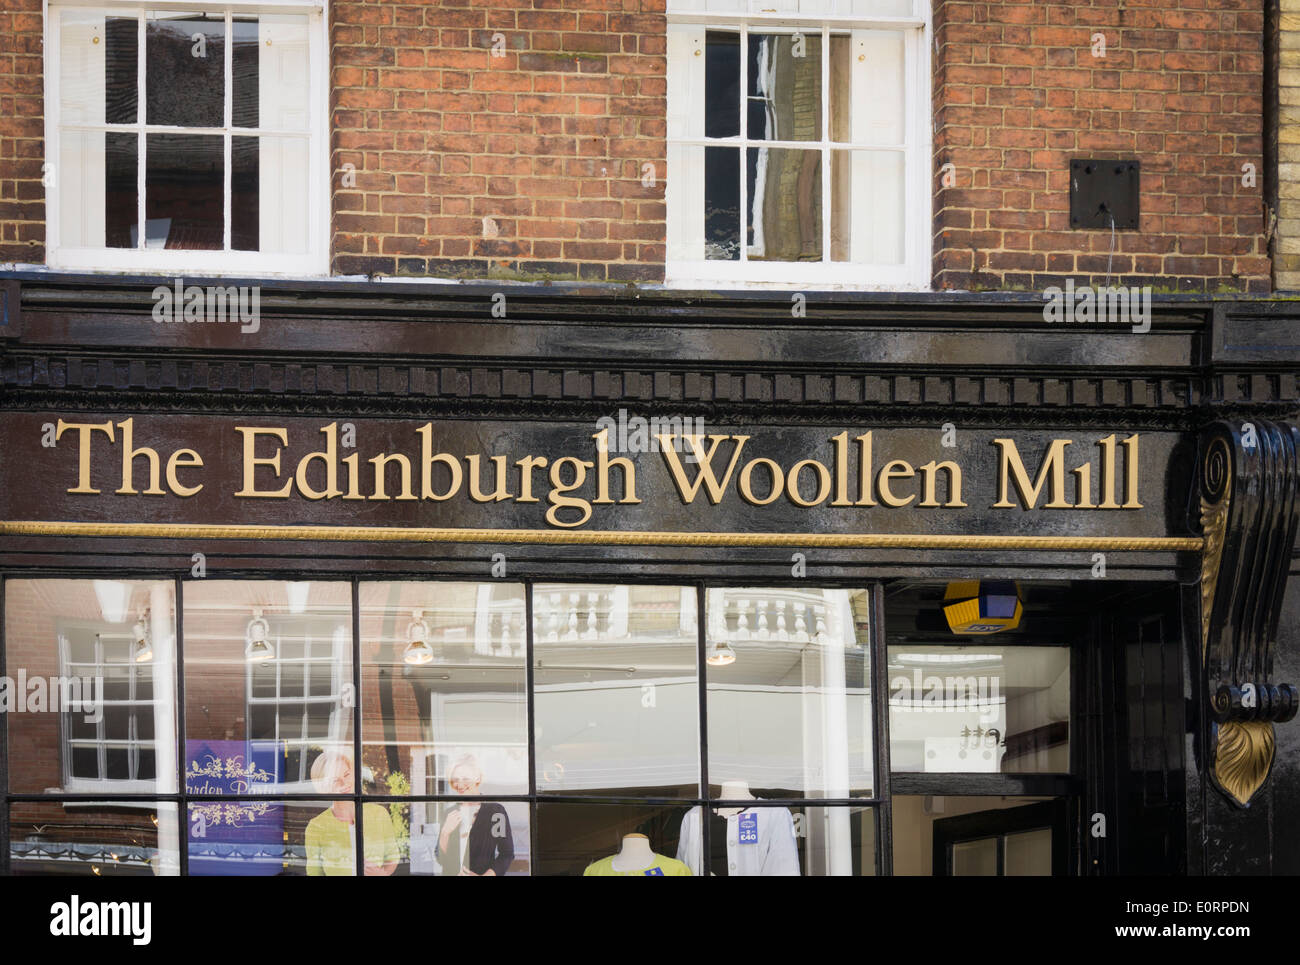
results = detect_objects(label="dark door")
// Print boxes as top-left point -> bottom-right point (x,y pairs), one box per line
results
932,800 -> 1069,876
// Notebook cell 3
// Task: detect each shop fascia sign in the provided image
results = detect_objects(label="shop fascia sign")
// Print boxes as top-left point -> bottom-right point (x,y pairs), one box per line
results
47,417 -> 1143,528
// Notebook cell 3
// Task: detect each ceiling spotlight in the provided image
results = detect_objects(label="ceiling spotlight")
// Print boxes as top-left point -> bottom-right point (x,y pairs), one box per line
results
706,640 -> 736,667
404,609 -> 434,666
133,610 -> 153,664
93,580 -> 130,624
245,609 -> 275,662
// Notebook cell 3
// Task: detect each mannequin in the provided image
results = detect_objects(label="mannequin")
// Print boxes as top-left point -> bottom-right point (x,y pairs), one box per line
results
677,779 -> 800,876
609,833 -> 656,872
583,832 -> 692,876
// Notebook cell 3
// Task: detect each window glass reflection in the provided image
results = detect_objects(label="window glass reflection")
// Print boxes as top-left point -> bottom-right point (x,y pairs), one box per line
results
887,645 -> 1070,773
4,580 -> 177,795
183,581 -> 352,795
360,582 -> 527,799
534,802 -> 697,876
678,802 -> 875,876
705,587 -> 873,797
10,802 -> 179,876
533,584 -> 699,798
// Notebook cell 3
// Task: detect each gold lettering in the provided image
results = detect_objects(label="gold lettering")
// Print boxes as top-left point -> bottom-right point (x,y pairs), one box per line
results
515,455 -> 548,503
878,459 -> 916,508
831,431 -> 853,506
342,452 -> 364,500
165,449 -> 204,497
787,458 -> 831,508
115,419 -> 165,496
295,423 -> 342,500
547,457 -> 592,527
1122,433 -> 1142,508
738,457 -> 784,506
658,434 -> 750,505
235,427 -> 292,498
55,419 -> 115,494
592,429 -> 639,505
417,423 -> 462,500
1071,462 -> 1096,509
1097,434 -> 1119,509
993,438 -> 1073,509
917,460 -> 966,508
856,432 -> 876,506
466,454 -> 513,502
369,453 -> 416,501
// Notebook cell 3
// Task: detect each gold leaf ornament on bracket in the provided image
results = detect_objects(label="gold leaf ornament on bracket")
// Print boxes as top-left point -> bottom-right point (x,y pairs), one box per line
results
1210,720 -> 1275,808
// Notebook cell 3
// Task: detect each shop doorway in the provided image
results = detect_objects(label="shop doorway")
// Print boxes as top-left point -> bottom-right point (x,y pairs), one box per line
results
931,799 -> 1068,875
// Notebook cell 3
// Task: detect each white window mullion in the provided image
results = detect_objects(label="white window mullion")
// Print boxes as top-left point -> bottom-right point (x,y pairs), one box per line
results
739,24 -> 748,263
820,25 -> 830,263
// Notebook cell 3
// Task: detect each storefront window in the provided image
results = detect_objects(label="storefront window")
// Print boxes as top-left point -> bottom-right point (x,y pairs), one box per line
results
705,587 -> 873,798
359,581 -> 527,798
4,579 -> 178,795
2,576 -> 888,875
183,581 -> 353,794
887,645 -> 1070,773
10,802 -> 179,875
533,584 -> 700,798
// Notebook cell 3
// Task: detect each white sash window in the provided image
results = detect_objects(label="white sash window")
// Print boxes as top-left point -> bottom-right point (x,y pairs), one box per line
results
666,0 -> 930,289
46,2 -> 326,275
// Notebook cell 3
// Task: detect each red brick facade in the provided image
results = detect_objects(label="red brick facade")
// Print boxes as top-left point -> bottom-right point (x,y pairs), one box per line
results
932,0 -> 1269,293
0,0 -> 1277,291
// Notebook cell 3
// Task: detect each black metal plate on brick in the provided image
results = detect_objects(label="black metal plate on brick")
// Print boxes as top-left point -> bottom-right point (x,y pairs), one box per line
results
1069,159 -> 1140,230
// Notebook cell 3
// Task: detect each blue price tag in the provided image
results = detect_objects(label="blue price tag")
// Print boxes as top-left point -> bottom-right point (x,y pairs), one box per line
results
644,866 -> 665,876
737,812 -> 759,844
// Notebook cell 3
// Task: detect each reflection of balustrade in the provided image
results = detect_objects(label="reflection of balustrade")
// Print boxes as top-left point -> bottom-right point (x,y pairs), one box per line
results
471,588 -> 526,658
708,589 -> 841,646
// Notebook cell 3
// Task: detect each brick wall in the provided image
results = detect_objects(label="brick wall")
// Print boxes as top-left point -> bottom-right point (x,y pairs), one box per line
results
330,0 -> 667,282
932,0 -> 1270,293
0,0 -> 46,264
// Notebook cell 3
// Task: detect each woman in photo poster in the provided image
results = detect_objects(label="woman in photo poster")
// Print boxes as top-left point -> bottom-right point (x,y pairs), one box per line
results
435,756 -> 514,876
305,749 -> 400,876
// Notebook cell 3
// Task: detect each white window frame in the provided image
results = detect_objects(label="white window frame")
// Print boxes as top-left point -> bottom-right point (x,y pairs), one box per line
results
665,4 -> 931,290
245,619 -> 348,793
43,0 -> 329,276
58,624 -> 160,794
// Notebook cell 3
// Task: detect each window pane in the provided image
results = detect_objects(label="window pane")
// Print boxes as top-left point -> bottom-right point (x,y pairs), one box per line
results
832,149 -> 903,264
187,800 -> 377,876
232,18 -> 259,128
747,147 -> 821,261
747,33 -> 821,142
705,31 -> 739,138
239,135 -> 312,254
706,588 -> 873,797
407,800 -> 531,875
146,12 -> 225,127
1003,827 -> 1053,876
534,585 -> 699,798
534,802 -> 697,876
250,14 -> 311,132
106,131 -> 139,249
705,145 -> 740,260
952,836 -> 998,876
851,31 -> 904,145
11,802 -> 179,876
105,16 -> 139,124
679,804 -> 876,876
3,580 -> 176,794
183,581 -> 352,794
360,582 -> 528,799
887,645 -> 1071,773
59,10 -> 108,124
145,133 -> 224,249
231,135 -> 259,250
